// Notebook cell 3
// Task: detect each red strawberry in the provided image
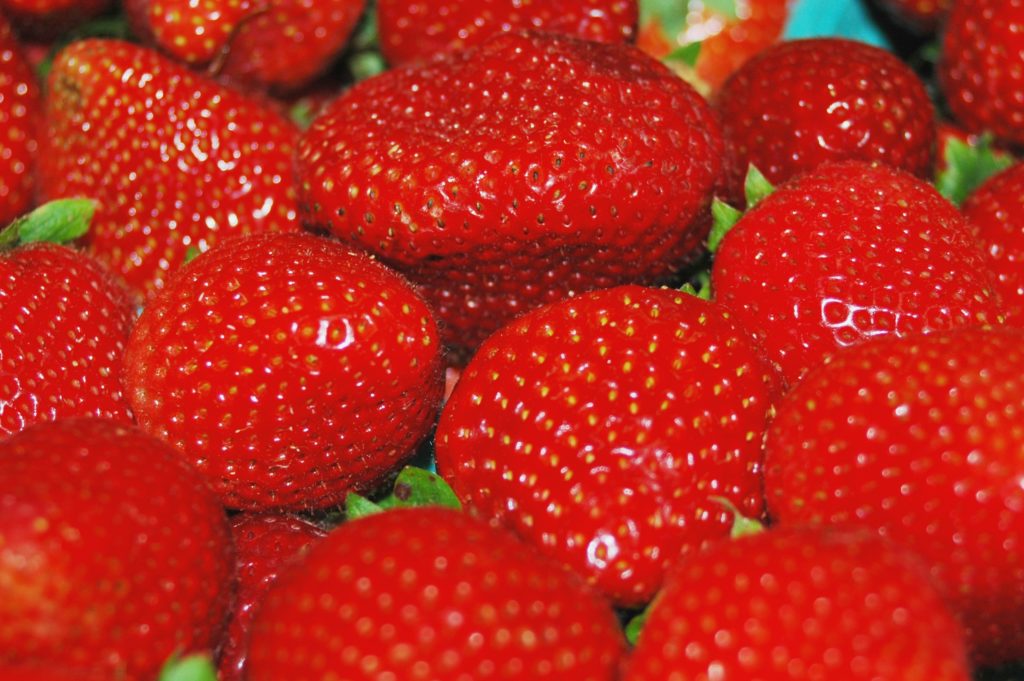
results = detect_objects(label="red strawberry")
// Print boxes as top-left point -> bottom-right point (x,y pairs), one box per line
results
637,0 -> 791,94
377,0 -> 638,66
0,15 -> 38,226
122,231 -> 444,511
298,30 -> 723,355
714,38 -> 936,202
0,418 -> 234,680
764,327 -> 1024,666
710,160 -> 1005,385
124,0 -> 366,92
435,285 -> 781,607
39,39 -> 301,302
875,0 -> 950,31
961,162 -> 1024,325
218,514 -> 326,681
626,527 -> 972,680
940,0 -> 1024,146
246,507 -> 626,680
0,0 -> 111,37
0,664 -> 104,681
0,200 -> 134,438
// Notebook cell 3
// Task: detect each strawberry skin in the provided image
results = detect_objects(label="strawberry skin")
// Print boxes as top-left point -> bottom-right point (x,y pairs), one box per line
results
0,418 -> 235,680
122,231 -> 444,511
711,160 -> 1005,385
39,39 -> 301,302
246,507 -> 626,680
218,514 -> 326,681
125,0 -> 366,92
764,328 -> 1024,666
962,162 -> 1024,324
627,528 -> 972,680
940,0 -> 1024,145
715,38 -> 936,202
0,242 -> 134,437
0,0 -> 111,37
435,285 -> 781,607
0,15 -> 38,226
377,0 -> 638,65
299,31 -> 723,354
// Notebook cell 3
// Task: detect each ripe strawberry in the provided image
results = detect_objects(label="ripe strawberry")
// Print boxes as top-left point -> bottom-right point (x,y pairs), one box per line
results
875,0 -> 950,31
626,527 -> 972,680
246,507 -> 626,680
124,0 -> 366,92
122,231 -> 444,511
39,39 -> 301,302
711,160 -> 1005,385
714,38 -> 936,202
377,0 -> 638,66
0,0 -> 110,37
940,0 -> 1024,145
0,418 -> 234,680
961,162 -> 1024,325
435,285 -> 781,607
764,327 -> 1024,666
0,15 -> 38,226
218,514 -> 326,681
0,200 -> 134,438
299,30 -> 723,354
637,0 -> 791,94
0,664 -> 104,681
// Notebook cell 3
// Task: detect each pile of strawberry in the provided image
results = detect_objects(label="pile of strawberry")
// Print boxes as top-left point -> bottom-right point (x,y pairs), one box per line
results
2,0 -> 1024,679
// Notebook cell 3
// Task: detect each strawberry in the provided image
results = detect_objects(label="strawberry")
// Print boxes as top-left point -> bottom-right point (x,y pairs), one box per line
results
0,0 -> 111,38
122,231 -> 445,511
0,14 -> 38,226
0,200 -> 134,438
714,38 -> 936,202
626,526 -> 972,680
0,664 -> 104,681
298,30 -> 723,355
124,0 -> 366,92
218,514 -> 326,681
39,39 -> 301,303
637,0 -> 791,94
245,506 -> 627,680
377,0 -> 638,66
875,0 -> 950,32
764,327 -> 1024,666
961,161 -> 1024,324
435,285 -> 781,607
940,0 -> 1024,146
710,160 -> 1005,385
0,418 -> 235,680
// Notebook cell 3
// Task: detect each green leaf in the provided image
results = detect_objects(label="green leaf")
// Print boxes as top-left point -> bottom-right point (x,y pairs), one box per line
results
707,199 -> 743,254
625,606 -> 650,646
665,42 -> 702,68
0,198 -> 96,249
680,269 -> 711,300
743,164 -> 775,209
936,134 -> 1015,207
709,496 -> 764,538
183,246 -> 202,264
345,466 -> 462,521
345,492 -> 384,520
639,0 -> 693,42
159,653 -> 217,681
702,0 -> 738,20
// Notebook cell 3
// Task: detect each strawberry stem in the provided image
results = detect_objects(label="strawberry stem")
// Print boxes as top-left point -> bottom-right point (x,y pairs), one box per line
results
0,199 -> 96,250
345,465 -> 462,521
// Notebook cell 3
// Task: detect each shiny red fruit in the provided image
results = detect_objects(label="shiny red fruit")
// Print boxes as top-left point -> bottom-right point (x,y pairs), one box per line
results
765,327 -> 1024,666
0,0 -> 111,37
0,16 -> 38,226
436,285 -> 781,607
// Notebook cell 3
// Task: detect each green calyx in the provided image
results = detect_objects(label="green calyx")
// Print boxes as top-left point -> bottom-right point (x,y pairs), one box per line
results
345,465 -> 462,521
665,42 -> 702,68
0,198 -> 97,250
935,133 -> 1014,207
709,495 -> 765,539
158,653 -> 217,681
707,164 -> 775,255
625,604 -> 652,646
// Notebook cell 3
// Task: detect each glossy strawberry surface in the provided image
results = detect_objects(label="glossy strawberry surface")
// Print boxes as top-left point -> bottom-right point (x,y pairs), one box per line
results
123,232 -> 444,511
715,38 -> 936,202
377,0 -> 638,65
627,528 -> 972,680
711,160 -> 1005,385
0,242 -> 133,437
962,162 -> 1024,325
765,327 -> 1024,666
0,15 -> 38,226
246,507 -> 626,680
940,0 -> 1024,145
125,0 -> 365,92
39,39 -> 301,301
218,514 -> 326,681
436,286 -> 781,607
0,418 -> 234,680
299,30 -> 723,354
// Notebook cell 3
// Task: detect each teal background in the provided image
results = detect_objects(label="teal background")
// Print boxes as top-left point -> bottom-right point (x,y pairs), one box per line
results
784,0 -> 893,49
